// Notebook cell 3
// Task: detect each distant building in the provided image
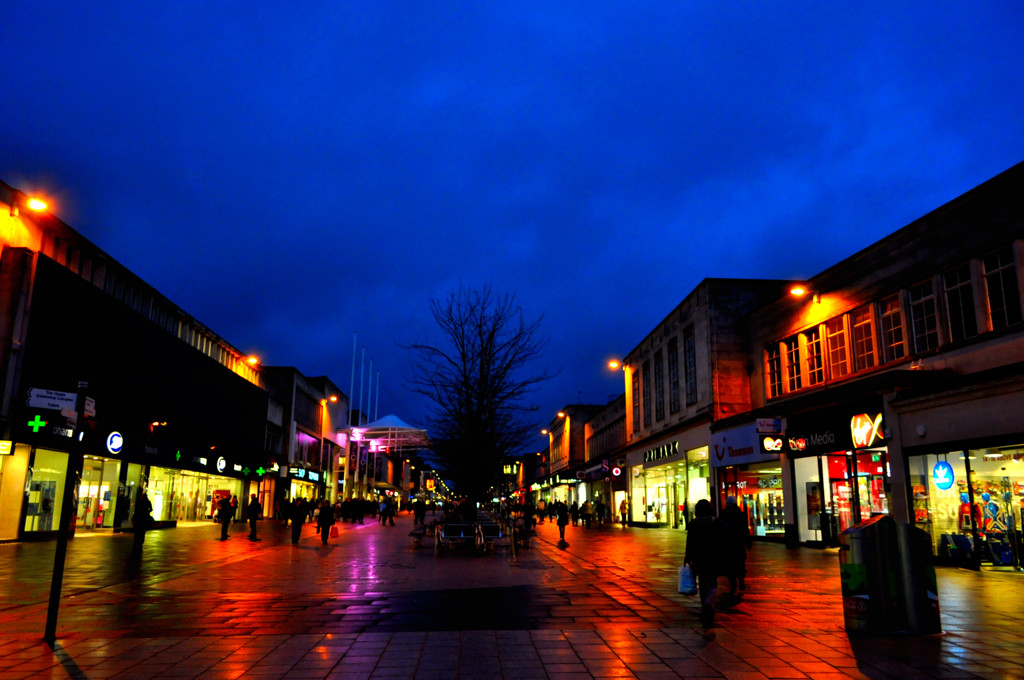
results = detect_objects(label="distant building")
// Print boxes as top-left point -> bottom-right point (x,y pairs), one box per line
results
619,279 -> 787,528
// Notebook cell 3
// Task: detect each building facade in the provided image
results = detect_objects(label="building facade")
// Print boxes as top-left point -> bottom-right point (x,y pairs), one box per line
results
732,160 -> 1024,564
1,182 -> 269,541
619,279 -> 788,528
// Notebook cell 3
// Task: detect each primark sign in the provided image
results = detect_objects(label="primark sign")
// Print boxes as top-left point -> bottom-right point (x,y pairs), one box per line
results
643,441 -> 680,464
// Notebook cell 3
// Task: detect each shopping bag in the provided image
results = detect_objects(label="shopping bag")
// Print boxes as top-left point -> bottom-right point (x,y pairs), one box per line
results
329,525 -> 339,538
678,564 -> 698,595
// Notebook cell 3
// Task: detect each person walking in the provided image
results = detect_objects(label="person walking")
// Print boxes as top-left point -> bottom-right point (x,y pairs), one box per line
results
619,498 -> 629,526
317,499 -> 335,545
683,498 -> 724,627
594,499 -> 605,526
217,495 -> 233,540
131,490 -> 154,554
536,498 -> 546,523
720,496 -> 753,598
555,500 -> 569,543
580,500 -> 593,529
570,502 -> 580,526
246,493 -> 261,540
291,497 -> 306,545
229,495 -> 239,523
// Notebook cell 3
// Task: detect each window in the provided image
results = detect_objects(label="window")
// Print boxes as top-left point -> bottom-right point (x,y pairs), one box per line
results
804,327 -> 824,386
631,370 -> 641,431
879,294 -> 906,362
667,339 -> 680,414
944,264 -> 977,342
765,344 -> 782,399
909,281 -> 939,353
984,247 -> 1022,331
642,361 -> 652,428
653,350 -> 665,421
851,305 -> 877,371
825,317 -> 849,380
683,325 -> 697,405
784,338 -> 802,392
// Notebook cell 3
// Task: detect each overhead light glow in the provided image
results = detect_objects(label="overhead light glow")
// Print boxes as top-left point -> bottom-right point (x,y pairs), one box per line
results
27,198 -> 48,211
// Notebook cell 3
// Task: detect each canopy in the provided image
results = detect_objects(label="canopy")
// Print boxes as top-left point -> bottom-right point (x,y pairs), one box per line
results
353,414 -> 430,450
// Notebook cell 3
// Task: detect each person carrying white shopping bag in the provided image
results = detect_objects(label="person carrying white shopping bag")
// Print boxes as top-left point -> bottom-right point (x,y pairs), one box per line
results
682,499 -> 724,627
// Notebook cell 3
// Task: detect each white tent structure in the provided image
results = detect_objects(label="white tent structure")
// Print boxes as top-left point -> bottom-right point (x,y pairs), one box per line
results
353,415 -> 430,450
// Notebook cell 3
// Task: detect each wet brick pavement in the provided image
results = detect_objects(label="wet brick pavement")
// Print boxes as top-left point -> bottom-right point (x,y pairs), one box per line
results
0,513 -> 1022,679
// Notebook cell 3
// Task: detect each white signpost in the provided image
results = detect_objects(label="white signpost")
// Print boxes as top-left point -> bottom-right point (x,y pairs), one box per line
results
27,389 -> 95,417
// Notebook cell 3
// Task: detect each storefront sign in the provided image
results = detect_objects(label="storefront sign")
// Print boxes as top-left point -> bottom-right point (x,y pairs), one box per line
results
289,467 -> 307,479
850,413 -> 884,449
308,471 -> 321,483
756,418 -> 785,434
761,435 -> 785,452
710,424 -> 781,467
932,461 -> 955,490
0,440 -> 12,455
106,431 -> 123,454
643,441 -> 679,464
216,457 -> 227,472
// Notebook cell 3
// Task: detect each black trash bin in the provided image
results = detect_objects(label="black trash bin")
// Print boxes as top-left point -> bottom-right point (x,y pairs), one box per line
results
838,514 -> 901,634
896,521 -> 941,634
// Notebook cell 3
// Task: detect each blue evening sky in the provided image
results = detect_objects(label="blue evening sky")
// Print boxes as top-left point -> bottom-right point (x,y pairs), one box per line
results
3,3 -> 1023,450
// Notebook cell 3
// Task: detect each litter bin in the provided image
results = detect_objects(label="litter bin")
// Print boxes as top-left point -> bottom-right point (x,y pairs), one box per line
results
896,522 -> 941,634
838,514 -> 901,634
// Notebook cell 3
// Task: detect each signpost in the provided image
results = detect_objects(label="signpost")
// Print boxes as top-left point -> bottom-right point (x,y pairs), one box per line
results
27,388 -> 95,417
44,381 -> 88,645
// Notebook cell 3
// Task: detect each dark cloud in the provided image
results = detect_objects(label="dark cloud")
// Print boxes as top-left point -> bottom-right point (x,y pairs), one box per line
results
3,2 -> 1023,443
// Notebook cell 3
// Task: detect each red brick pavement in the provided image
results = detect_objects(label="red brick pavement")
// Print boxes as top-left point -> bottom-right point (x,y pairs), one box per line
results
0,513 -> 1021,679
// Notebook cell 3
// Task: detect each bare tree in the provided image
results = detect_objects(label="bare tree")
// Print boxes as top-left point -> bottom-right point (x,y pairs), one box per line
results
406,285 -> 550,498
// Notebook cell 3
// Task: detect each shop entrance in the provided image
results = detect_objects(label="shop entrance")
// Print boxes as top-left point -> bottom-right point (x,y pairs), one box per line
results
76,456 -> 120,530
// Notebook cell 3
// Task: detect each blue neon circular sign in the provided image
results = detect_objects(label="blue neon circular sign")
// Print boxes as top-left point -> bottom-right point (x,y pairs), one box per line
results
106,431 -> 123,455
932,461 -> 954,490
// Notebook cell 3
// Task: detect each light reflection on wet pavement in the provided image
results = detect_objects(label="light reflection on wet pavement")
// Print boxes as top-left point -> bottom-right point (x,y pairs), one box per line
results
0,513 -> 1022,679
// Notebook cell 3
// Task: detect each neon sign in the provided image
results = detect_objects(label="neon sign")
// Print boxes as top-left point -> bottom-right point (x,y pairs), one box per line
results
850,413 -> 884,448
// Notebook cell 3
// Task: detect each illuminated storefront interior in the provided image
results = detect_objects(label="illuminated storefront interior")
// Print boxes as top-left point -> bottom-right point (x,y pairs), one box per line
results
631,446 -> 709,527
909,446 -> 1024,569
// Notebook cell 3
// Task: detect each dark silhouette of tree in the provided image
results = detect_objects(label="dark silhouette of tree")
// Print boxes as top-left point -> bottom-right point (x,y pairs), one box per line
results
406,286 -> 549,498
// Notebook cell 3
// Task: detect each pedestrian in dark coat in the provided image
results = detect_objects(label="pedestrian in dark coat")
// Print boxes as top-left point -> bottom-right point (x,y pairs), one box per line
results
555,500 -> 569,543
317,500 -> 335,545
132,490 -> 154,554
217,496 -> 233,540
291,498 -> 306,545
720,496 -> 753,596
683,498 -> 724,626
246,494 -> 261,540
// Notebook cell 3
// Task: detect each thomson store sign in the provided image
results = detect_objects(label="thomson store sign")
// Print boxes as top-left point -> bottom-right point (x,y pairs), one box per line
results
710,424 -> 781,468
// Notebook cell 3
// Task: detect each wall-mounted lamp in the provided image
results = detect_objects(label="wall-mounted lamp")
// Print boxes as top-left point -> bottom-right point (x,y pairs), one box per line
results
557,411 -> 566,418
9,193 -> 49,217
789,284 -> 819,304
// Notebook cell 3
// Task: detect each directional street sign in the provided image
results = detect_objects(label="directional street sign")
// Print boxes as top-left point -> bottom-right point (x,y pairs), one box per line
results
26,388 -> 95,417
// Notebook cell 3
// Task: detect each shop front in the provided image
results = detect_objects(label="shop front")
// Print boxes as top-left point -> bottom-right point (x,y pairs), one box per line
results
907,446 -> 1024,569
13,415 -> 266,538
783,405 -> 890,547
285,466 -> 325,504
630,435 -> 710,528
711,422 -> 783,539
